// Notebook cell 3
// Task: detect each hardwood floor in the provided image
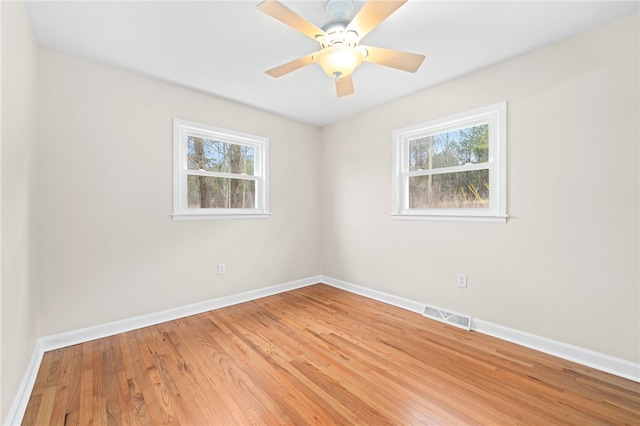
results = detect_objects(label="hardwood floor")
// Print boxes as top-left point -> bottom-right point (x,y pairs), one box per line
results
23,284 -> 640,425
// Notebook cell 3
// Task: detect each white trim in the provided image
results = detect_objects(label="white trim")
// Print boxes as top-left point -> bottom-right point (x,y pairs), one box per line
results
472,319 -> 640,383
320,276 -> 426,314
6,276 -> 320,425
391,102 -> 507,222
407,162 -> 490,177
4,341 -> 44,426
322,276 -> 639,383
391,213 -> 508,223
7,275 -> 638,425
172,118 -> 269,219
172,212 -> 271,221
40,276 -> 319,352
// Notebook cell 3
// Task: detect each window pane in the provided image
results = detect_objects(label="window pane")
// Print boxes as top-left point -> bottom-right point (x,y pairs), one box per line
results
187,137 -> 255,175
409,169 -> 489,209
187,175 -> 256,209
408,124 -> 488,171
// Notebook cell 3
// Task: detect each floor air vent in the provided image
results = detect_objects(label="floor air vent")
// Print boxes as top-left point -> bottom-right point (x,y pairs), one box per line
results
423,305 -> 472,331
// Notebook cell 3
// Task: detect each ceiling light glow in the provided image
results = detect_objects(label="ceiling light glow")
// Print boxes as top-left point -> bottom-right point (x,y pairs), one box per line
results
315,45 -> 364,80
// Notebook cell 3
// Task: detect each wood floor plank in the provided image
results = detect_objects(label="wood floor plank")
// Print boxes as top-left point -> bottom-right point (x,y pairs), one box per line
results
32,387 -> 56,425
124,331 -> 165,425
23,284 -> 640,425
47,347 -> 72,425
211,308 -> 359,424
164,322 -> 237,425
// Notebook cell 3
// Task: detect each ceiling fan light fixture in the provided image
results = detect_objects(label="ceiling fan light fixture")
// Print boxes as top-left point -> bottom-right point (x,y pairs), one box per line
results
315,45 -> 363,80
258,0 -> 425,96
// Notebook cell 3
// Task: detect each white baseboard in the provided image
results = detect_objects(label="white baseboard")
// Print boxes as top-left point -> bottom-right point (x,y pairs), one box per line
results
4,341 -> 44,426
320,275 -> 426,314
321,276 -> 639,383
40,276 -> 321,352
7,275 -> 639,425
6,275 -> 320,425
472,319 -> 640,382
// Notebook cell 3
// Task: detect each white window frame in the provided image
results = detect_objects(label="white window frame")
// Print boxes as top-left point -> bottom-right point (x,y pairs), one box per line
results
173,119 -> 269,220
392,102 -> 507,223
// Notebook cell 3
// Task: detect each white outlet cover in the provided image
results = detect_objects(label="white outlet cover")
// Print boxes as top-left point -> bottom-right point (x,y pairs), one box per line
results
457,273 -> 467,288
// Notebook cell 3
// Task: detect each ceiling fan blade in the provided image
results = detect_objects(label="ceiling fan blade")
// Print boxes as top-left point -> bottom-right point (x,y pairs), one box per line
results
336,75 -> 355,97
361,45 -> 425,72
257,0 -> 326,41
346,0 -> 407,40
266,53 -> 316,78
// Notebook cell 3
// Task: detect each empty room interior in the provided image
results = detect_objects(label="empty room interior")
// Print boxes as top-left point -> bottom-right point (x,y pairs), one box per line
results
2,0 -> 639,424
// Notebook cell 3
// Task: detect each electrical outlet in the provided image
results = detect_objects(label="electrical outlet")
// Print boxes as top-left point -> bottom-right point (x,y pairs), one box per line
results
457,273 -> 467,288
217,263 -> 225,275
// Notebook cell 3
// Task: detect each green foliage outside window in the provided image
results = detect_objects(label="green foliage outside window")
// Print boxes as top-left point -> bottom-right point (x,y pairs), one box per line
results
186,137 -> 255,209
408,124 -> 489,209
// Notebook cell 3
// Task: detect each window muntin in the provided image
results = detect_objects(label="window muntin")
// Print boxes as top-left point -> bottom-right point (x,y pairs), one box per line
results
173,119 -> 269,220
392,102 -> 507,222
407,123 -> 490,210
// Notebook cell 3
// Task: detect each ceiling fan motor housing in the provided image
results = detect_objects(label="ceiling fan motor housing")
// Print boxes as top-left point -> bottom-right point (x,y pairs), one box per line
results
319,20 -> 359,48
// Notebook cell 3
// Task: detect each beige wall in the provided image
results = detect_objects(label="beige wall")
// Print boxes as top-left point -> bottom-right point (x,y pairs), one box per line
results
1,8 -> 638,420
37,48 -> 322,336
1,1 -> 40,420
321,15 -> 639,363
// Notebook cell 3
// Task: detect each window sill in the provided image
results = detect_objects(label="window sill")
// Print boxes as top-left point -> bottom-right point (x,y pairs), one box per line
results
391,213 -> 508,223
172,212 -> 271,221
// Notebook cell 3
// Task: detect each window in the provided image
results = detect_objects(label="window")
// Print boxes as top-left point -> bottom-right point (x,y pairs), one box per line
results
173,119 -> 269,220
392,102 -> 507,223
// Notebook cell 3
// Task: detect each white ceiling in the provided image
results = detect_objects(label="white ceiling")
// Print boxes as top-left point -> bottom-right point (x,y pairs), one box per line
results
25,1 -> 638,127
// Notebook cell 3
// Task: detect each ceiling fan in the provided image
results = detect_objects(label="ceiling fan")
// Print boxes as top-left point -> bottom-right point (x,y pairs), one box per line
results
257,0 -> 425,97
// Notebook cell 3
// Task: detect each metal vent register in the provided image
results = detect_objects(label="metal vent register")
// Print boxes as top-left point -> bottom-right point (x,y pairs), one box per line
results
423,305 -> 472,331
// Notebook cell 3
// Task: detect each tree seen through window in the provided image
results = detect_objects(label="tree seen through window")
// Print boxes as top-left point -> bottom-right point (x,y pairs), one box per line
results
186,137 -> 255,208
408,124 -> 489,209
